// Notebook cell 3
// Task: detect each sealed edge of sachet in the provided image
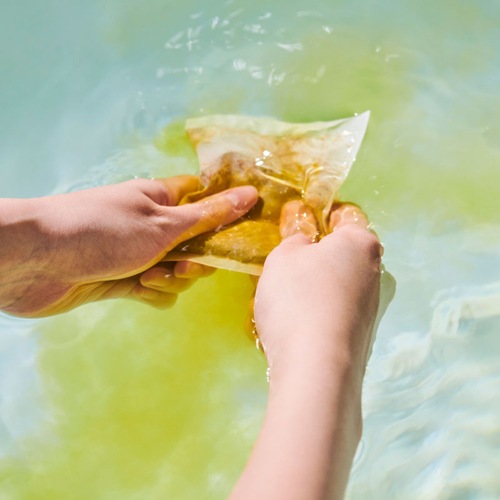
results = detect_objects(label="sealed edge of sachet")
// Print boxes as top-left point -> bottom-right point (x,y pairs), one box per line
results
164,112 -> 370,275
185,112 -> 370,140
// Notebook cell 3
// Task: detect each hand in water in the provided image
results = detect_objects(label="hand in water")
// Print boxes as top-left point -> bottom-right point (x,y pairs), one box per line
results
233,202 -> 383,500
0,176 -> 258,317
255,200 -> 382,377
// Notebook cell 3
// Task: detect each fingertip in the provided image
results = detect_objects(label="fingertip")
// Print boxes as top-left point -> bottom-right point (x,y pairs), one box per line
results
174,261 -> 215,278
139,264 -> 173,286
279,199 -> 318,241
328,204 -> 370,233
224,185 -> 259,213
132,284 -> 178,309
180,185 -> 259,236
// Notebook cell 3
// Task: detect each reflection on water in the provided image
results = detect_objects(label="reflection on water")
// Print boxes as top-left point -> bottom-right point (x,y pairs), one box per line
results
1,0 -> 499,498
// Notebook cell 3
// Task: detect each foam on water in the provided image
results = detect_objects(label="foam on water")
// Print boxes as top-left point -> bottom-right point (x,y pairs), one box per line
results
1,0 -> 499,498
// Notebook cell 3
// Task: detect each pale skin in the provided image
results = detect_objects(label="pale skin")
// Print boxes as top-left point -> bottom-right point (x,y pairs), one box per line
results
233,202 -> 382,500
0,179 -> 382,499
0,176 -> 258,317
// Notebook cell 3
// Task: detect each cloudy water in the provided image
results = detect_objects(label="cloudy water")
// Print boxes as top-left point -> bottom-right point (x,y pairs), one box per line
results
1,0 -> 499,498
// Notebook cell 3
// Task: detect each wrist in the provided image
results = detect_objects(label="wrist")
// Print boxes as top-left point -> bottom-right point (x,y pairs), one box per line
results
256,343 -> 363,500
269,345 -> 364,400
267,339 -> 364,434
0,198 -> 39,262
265,328 -> 367,391
0,197 -> 49,310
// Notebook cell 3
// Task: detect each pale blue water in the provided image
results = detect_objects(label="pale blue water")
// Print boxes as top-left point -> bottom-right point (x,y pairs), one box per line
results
1,0 -> 500,498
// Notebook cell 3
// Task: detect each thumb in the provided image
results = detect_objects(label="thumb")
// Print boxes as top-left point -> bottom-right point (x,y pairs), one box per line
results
167,185 -> 259,245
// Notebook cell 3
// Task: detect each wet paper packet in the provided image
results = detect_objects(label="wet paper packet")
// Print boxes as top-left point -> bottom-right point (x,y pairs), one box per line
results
164,112 -> 370,275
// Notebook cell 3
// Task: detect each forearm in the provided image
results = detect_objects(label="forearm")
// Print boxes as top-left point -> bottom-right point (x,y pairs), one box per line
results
231,345 -> 363,500
235,206 -> 382,499
0,198 -> 46,310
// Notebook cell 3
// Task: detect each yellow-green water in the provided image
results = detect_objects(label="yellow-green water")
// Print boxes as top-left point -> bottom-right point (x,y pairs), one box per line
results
1,0 -> 499,498
2,273 -> 266,499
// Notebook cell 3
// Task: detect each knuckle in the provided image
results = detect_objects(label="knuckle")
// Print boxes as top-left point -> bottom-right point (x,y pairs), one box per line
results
129,178 -> 170,205
334,224 -> 381,257
202,196 -> 231,219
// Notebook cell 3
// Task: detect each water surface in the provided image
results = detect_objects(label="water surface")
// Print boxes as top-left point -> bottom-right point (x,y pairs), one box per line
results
1,0 -> 499,498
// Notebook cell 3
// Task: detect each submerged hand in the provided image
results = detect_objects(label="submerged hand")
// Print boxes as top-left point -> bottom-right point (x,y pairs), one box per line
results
255,201 -> 382,376
0,176 -> 258,317
233,203 -> 383,500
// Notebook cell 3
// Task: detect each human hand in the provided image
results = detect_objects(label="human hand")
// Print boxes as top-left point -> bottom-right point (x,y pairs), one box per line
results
254,201 -> 383,381
0,176 -> 258,317
234,203 -> 385,500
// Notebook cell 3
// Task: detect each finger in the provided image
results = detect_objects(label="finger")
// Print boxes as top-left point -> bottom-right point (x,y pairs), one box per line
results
173,261 -> 216,278
52,276 -> 179,313
279,199 -> 318,241
328,203 -> 370,233
32,278 -> 139,316
323,204 -> 384,264
166,185 -> 259,246
274,232 -> 315,251
140,265 -> 195,294
132,283 -> 178,309
154,175 -> 202,206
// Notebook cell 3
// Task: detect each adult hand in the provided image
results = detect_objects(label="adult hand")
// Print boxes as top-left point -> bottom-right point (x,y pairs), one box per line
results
232,201 -> 383,500
0,176 -> 258,317
254,201 -> 382,379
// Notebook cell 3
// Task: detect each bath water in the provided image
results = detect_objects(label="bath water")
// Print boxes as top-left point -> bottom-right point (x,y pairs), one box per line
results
1,0 -> 499,498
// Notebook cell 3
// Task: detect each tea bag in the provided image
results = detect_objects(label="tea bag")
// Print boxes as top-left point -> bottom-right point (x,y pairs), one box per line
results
164,112 -> 370,275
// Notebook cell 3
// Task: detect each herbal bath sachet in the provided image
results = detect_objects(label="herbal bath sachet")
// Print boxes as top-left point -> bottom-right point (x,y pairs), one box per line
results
164,113 -> 370,275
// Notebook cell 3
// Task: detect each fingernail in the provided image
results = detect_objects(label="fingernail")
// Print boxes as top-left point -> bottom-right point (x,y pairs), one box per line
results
280,200 -> 318,240
174,261 -> 203,278
225,186 -> 258,211
379,243 -> 385,258
329,205 -> 368,231
140,288 -> 161,300
148,273 -> 172,286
